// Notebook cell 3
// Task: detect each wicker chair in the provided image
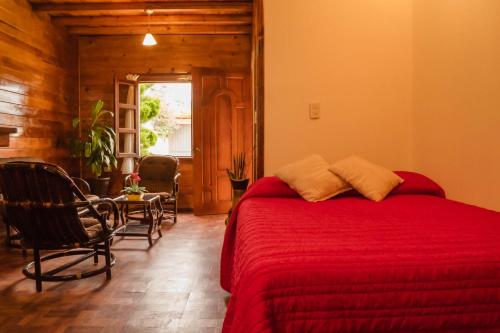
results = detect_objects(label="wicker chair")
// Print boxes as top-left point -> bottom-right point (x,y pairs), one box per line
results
0,162 -> 120,292
0,158 -> 98,250
126,155 -> 180,223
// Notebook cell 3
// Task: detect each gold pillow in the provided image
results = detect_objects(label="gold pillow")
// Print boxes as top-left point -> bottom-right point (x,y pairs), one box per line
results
329,156 -> 403,202
275,155 -> 351,202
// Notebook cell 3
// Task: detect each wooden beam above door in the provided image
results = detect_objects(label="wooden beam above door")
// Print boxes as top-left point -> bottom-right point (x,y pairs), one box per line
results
52,14 -> 252,26
31,1 -> 253,16
67,24 -> 251,35
29,1 -> 253,36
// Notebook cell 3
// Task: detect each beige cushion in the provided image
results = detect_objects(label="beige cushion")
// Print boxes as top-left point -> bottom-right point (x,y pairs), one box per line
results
329,156 -> 403,202
275,155 -> 351,202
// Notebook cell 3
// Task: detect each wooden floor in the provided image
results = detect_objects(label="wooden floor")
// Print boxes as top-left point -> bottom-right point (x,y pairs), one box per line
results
0,214 -> 229,333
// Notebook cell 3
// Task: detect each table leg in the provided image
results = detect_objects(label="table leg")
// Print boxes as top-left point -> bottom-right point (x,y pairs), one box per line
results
155,199 -> 163,237
147,203 -> 154,246
119,204 -> 126,236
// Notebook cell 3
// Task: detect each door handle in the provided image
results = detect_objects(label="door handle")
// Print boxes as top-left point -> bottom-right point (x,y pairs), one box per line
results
194,147 -> 201,152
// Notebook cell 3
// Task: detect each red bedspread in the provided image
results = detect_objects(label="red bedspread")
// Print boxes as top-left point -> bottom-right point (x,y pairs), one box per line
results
221,173 -> 500,333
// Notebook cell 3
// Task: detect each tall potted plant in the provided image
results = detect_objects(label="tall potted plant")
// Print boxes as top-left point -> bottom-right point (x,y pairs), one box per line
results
72,100 -> 117,197
226,153 -> 249,223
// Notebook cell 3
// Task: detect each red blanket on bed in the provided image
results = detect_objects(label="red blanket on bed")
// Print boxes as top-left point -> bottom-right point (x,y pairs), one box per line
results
221,172 -> 500,333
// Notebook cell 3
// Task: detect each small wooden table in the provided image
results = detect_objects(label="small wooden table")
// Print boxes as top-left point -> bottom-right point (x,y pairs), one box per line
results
114,194 -> 164,246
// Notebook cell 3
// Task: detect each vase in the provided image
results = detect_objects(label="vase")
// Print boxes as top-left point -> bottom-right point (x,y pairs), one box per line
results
87,177 -> 110,197
226,178 -> 250,224
126,193 -> 144,201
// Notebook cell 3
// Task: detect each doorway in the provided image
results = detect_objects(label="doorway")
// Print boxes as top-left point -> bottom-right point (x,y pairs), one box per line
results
138,82 -> 193,157
192,68 -> 253,215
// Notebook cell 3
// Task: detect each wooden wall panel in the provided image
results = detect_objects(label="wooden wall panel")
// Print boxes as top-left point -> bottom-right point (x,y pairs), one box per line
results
0,0 -> 78,172
79,34 -> 251,208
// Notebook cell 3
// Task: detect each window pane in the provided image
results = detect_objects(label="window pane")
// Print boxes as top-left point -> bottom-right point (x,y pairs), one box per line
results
139,82 -> 192,157
118,108 -> 136,129
119,133 -> 136,155
119,84 -> 136,105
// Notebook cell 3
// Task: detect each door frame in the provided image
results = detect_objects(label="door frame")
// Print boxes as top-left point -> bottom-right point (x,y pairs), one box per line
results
253,0 -> 265,179
191,68 -> 253,215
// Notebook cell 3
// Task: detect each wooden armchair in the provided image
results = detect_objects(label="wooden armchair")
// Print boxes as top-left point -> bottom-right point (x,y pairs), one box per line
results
0,158 -> 98,249
126,155 -> 180,223
0,162 -> 120,292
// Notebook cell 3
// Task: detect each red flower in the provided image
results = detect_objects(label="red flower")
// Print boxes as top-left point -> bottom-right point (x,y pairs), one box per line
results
130,172 -> 141,183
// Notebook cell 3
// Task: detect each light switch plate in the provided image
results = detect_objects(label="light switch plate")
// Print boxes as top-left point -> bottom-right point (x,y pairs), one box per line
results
309,103 -> 321,119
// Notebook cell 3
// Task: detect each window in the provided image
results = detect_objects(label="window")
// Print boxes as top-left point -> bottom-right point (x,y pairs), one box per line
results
139,82 -> 192,157
115,80 -> 139,158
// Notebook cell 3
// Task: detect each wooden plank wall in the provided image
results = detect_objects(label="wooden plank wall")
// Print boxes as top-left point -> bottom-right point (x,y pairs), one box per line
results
79,35 -> 251,209
0,0 -> 78,173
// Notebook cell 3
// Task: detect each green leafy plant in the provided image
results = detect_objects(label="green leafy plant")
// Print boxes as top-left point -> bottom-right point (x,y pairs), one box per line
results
226,153 -> 247,180
72,100 -> 117,177
139,84 -> 161,155
121,173 -> 147,194
139,83 -> 184,155
140,127 -> 158,156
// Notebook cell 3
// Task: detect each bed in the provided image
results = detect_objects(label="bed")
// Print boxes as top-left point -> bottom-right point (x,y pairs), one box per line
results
220,172 -> 500,333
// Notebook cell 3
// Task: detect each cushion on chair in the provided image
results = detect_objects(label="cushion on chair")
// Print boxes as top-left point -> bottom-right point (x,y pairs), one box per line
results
138,156 -> 178,180
81,218 -> 111,240
140,180 -> 173,195
75,194 -> 100,203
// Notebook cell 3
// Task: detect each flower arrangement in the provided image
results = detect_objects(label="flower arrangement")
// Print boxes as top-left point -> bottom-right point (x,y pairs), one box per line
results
122,172 -> 147,200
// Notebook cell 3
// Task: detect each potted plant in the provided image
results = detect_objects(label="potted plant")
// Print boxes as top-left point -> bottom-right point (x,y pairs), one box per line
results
72,100 -> 117,197
226,153 -> 250,223
121,172 -> 147,200
227,153 -> 249,192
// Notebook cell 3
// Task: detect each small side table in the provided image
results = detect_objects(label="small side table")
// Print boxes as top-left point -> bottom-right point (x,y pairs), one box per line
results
114,194 -> 164,246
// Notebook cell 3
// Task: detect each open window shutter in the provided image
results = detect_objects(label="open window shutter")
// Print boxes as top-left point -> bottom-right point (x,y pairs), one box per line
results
114,79 -> 140,159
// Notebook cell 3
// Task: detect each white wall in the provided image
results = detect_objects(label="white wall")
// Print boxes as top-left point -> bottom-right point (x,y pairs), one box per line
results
264,0 -> 500,211
413,0 -> 500,211
264,0 -> 414,173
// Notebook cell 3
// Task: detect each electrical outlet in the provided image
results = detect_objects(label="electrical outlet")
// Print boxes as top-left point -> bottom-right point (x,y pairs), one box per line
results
309,103 -> 321,119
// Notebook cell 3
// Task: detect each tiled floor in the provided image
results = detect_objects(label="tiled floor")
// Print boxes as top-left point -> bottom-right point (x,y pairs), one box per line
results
0,213 -> 229,333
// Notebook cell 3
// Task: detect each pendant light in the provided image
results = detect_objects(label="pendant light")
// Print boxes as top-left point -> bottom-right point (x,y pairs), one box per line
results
143,9 -> 157,46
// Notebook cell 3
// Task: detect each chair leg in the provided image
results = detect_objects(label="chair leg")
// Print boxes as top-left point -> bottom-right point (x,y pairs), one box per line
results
33,246 -> 42,292
93,245 -> 99,264
5,223 -> 11,247
173,199 -> 178,224
104,240 -> 112,280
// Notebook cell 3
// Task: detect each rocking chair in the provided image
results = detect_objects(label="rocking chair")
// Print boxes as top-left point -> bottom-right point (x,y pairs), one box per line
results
0,162 -> 120,292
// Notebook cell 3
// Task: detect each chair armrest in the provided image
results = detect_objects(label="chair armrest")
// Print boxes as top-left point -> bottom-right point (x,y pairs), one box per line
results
174,173 -> 181,197
124,174 -> 131,187
174,173 -> 181,182
84,198 -> 120,233
72,177 -> 91,194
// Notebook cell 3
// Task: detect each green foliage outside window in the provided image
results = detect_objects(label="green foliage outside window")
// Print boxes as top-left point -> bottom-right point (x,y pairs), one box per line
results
139,83 -> 183,156
140,83 -> 160,155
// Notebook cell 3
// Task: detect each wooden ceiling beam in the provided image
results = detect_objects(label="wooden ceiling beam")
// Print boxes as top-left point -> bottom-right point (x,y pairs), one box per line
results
52,14 -> 252,26
30,0 -> 247,3
31,2 -> 253,16
67,24 -> 251,35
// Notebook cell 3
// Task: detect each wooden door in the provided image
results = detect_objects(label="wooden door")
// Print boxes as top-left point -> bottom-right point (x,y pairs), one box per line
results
192,68 -> 253,215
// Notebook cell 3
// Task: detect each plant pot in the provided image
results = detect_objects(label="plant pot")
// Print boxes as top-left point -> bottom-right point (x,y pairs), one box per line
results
230,178 -> 250,191
230,178 -> 250,208
87,177 -> 110,197
126,193 -> 144,201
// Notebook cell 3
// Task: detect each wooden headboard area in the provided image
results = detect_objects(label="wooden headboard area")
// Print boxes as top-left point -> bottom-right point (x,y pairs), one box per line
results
0,0 -> 78,174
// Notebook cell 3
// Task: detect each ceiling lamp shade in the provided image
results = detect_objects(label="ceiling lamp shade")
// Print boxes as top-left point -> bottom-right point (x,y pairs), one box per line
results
143,33 -> 157,46
142,8 -> 157,46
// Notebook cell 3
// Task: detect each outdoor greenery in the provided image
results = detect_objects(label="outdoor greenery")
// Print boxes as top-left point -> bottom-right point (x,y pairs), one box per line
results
72,100 -> 118,178
139,83 -> 181,155
139,84 -> 159,155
